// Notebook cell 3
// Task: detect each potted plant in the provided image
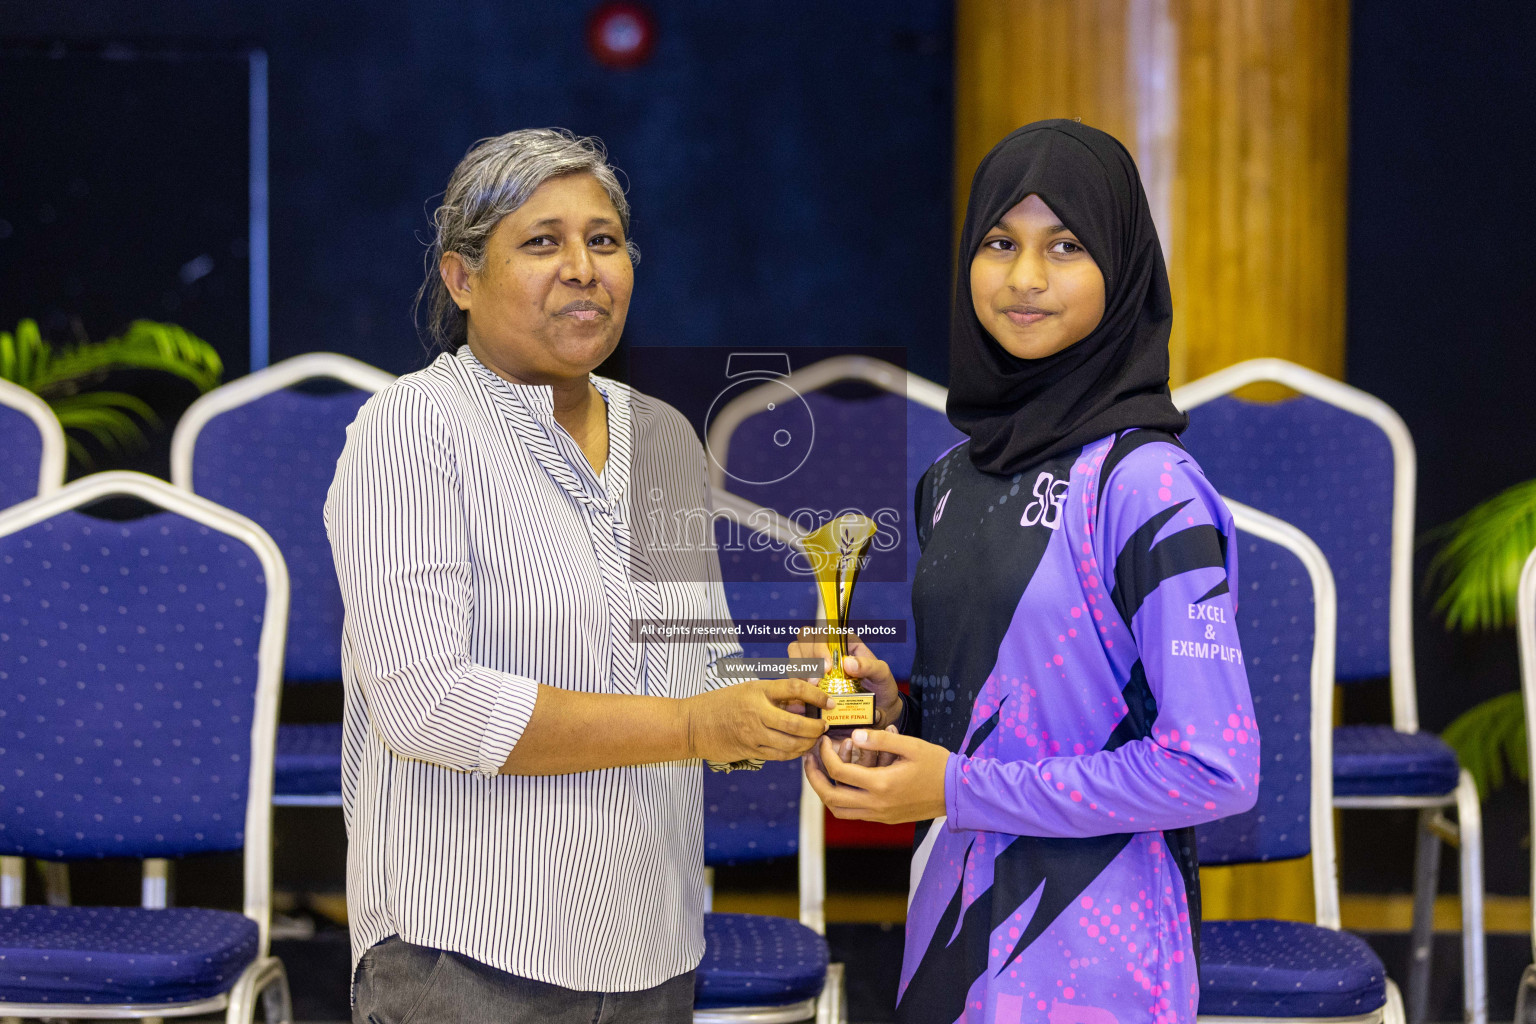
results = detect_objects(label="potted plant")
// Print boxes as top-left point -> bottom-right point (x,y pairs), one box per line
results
0,317 -> 222,470
1427,479 -> 1536,798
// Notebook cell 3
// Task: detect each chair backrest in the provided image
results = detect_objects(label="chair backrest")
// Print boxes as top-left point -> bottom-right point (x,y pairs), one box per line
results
171,353 -> 393,681
701,762 -> 827,934
706,357 -> 964,681
703,491 -> 826,933
1517,545 -> 1536,957
711,488 -> 815,659
704,758 -> 805,864
0,378 -> 66,510
0,471 -> 287,951
1193,501 -> 1341,929
1174,358 -> 1419,732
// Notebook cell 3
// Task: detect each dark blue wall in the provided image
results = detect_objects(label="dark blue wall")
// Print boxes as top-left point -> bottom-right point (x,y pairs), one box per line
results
1345,0 -> 1536,902
0,1 -> 955,383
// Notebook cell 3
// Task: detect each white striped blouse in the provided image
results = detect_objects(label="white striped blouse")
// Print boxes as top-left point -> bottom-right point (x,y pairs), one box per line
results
324,345 -> 742,991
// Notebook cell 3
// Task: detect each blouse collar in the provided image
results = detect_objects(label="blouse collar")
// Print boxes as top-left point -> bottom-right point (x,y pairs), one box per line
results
454,345 -> 631,510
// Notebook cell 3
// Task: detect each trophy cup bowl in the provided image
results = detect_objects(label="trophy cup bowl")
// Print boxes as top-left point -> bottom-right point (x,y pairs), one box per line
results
800,512 -> 880,729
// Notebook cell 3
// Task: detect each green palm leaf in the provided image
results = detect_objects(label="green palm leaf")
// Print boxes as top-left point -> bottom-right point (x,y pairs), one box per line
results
32,319 -> 223,395
1425,480 -> 1536,801
1442,691 -> 1529,800
0,319 -> 51,389
49,391 -> 160,467
0,317 -> 223,472
1425,478 -> 1536,632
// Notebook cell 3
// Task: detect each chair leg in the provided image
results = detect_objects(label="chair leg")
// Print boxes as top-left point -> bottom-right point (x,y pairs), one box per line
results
36,861 -> 69,906
1454,771 -> 1487,1024
816,962 -> 846,1024
226,956 -> 292,1024
0,861 -> 28,1024
0,857 -> 22,907
1407,808 -> 1441,1024
261,966 -> 294,1024
142,858 -> 172,908
1515,963 -> 1536,1024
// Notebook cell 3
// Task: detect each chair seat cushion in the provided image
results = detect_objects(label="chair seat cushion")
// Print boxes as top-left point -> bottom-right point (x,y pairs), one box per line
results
695,913 -> 827,1009
0,906 -> 258,1005
275,722 -> 343,797
1199,919 -> 1387,1018
1333,724 -> 1461,797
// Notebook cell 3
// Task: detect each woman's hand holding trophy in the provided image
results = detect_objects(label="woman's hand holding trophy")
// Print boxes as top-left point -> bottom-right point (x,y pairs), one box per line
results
788,630 -> 903,767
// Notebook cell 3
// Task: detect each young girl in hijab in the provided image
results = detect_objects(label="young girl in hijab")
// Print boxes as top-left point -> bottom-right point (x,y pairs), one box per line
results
803,120 -> 1260,1023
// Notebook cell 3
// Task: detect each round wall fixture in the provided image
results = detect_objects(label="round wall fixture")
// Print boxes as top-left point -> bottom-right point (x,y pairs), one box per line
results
586,2 -> 656,70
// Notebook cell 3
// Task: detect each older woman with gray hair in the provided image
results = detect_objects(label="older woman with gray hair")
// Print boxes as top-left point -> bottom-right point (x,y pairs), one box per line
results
325,128 -> 831,1023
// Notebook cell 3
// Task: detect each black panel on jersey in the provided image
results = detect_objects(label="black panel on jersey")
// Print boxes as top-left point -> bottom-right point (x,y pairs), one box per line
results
1195,578 -> 1231,604
1165,826 -> 1203,969
1102,659 -> 1158,753
964,709 -> 1000,757
908,445 -> 1079,755
1109,500 -> 1227,628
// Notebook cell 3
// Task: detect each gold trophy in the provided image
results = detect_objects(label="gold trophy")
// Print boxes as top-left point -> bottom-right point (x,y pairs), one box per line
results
800,513 -> 880,729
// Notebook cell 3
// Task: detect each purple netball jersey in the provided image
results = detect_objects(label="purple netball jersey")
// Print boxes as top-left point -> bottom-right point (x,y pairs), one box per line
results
898,431 -> 1259,1024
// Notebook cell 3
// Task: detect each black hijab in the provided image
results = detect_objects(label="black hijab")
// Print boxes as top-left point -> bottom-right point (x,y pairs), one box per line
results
947,119 -> 1187,475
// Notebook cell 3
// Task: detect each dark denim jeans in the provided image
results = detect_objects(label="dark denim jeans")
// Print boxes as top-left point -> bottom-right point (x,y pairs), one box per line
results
352,937 -> 696,1024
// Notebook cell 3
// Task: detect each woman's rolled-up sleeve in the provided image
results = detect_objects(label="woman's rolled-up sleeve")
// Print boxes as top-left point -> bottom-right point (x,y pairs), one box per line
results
325,384 -> 539,776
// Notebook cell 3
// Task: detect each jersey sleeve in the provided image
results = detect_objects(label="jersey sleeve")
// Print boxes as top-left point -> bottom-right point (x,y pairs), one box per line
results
944,443 -> 1260,837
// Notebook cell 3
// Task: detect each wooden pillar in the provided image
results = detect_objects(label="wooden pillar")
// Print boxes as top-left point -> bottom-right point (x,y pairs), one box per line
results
954,0 -> 1349,385
954,0 -> 1136,250
954,0 -> 1350,924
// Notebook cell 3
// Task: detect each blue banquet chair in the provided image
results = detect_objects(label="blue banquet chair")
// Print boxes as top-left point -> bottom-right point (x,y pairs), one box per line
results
0,470 -> 291,1022
695,492 -> 843,1024
0,377 -> 65,512
1176,358 -> 1484,1024
0,378 -> 71,906
1197,501 -> 1404,1023
1514,545 -> 1536,1023
705,355 -> 963,689
170,352 -> 394,806
698,760 -> 841,1024
711,488 -> 817,661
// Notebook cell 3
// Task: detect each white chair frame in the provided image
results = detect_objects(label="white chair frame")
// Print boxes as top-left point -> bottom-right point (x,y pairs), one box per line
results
0,471 -> 292,1023
1175,359 -> 1484,1024
1199,501 -> 1404,1024
171,352 -> 393,809
0,378 -> 67,501
171,351 -> 395,494
1514,546 -> 1536,1021
703,355 -> 947,497
696,491 -> 844,1024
